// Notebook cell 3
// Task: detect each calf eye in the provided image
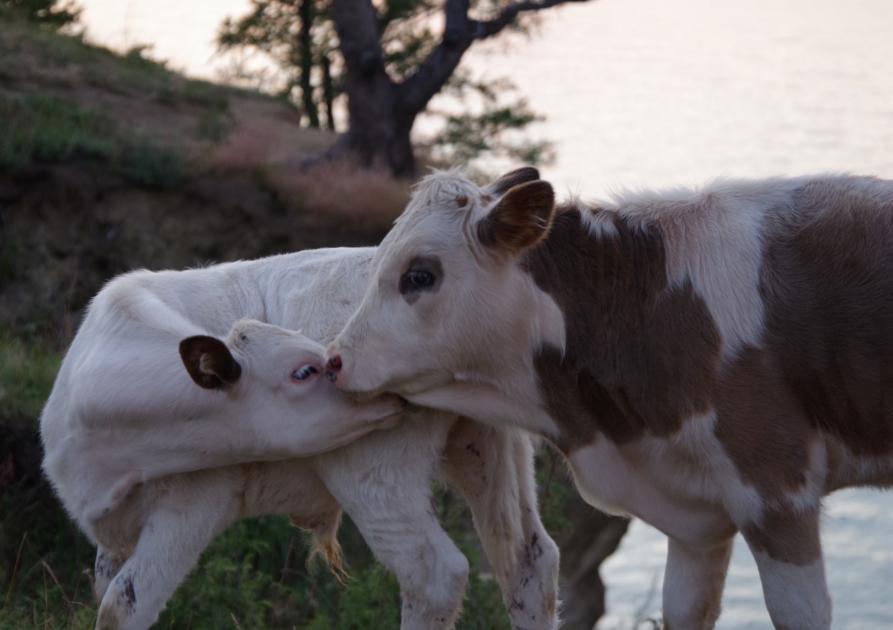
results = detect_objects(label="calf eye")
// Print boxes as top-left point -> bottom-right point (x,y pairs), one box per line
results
398,256 -> 443,299
291,365 -> 318,381
400,269 -> 435,293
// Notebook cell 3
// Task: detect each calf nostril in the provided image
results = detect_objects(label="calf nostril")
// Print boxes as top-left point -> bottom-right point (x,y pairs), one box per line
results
327,355 -> 342,372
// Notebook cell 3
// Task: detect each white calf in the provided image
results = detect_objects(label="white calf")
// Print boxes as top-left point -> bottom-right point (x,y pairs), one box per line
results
40,248 -> 559,630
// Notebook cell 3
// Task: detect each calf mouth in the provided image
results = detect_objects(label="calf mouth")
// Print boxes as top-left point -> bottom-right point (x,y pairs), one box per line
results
346,389 -> 405,406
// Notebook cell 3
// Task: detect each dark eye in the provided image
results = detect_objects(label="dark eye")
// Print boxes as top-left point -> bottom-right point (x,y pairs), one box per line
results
400,269 -> 436,293
291,365 -> 318,381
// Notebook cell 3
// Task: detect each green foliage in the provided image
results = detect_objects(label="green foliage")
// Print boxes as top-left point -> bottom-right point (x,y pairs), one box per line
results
218,0 -> 553,166
0,19 -> 235,119
0,94 -> 183,187
536,448 -> 574,538
197,108 -> 234,143
0,335 -> 60,420
0,0 -> 80,29
0,93 -> 116,167
218,0 -> 339,130
427,72 -> 554,169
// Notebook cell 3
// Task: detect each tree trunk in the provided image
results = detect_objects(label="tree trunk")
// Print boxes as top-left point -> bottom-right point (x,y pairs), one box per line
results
331,0 -> 417,176
298,0 -> 320,129
337,64 -> 416,175
320,52 -> 336,132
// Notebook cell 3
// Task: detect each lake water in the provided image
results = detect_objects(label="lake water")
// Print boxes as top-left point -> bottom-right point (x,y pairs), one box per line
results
78,1 -> 893,626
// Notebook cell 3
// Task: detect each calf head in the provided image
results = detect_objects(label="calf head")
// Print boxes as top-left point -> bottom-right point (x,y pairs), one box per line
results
329,168 -> 564,396
181,319 -> 401,426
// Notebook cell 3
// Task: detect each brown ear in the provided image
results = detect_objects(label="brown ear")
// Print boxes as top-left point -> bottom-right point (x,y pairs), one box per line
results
179,335 -> 242,389
476,180 -> 555,255
486,166 -> 541,197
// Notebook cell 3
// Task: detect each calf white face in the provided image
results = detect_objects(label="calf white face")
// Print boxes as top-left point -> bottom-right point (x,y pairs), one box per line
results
329,168 -> 560,395
180,320 -> 402,439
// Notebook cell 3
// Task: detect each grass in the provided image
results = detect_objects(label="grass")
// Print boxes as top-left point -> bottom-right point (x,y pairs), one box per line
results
0,335 -> 60,420
0,93 -> 116,166
0,93 -> 184,187
0,13 -> 238,111
262,160 -> 411,232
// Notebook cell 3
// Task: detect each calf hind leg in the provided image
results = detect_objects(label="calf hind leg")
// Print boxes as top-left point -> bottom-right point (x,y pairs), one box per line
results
93,547 -> 126,604
95,472 -> 239,630
443,419 -> 560,630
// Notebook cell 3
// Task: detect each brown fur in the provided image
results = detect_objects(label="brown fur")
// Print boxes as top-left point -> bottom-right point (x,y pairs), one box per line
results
487,166 -> 541,196
520,180 -> 893,564
478,181 -> 556,255
524,207 -> 722,451
290,509 -> 347,583
713,346 -> 813,496
757,179 -> 893,457
179,336 -> 242,389
743,508 -> 822,566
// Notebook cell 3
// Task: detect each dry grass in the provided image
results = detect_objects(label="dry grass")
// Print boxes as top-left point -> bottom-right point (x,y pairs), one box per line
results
265,160 -> 411,232
207,97 -> 332,170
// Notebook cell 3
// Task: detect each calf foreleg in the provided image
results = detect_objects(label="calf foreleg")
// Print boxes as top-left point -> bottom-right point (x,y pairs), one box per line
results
662,536 -> 734,630
443,419 -> 560,630
315,414 -> 469,630
740,507 -> 831,630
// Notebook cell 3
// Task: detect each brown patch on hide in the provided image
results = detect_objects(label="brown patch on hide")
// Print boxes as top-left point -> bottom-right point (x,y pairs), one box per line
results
743,508 -> 822,565
523,207 -> 722,450
714,346 -> 813,496
757,178 -> 893,458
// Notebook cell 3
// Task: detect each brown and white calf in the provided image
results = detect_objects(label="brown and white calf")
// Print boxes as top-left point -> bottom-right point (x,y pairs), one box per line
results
329,168 -> 893,629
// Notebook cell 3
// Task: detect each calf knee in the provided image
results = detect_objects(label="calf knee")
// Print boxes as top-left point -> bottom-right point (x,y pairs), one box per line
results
424,544 -> 470,612
400,542 -> 469,629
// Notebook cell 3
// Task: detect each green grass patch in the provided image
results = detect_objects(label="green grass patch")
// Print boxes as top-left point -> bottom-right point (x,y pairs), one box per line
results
0,93 -> 184,187
0,93 -> 116,166
0,334 -> 60,420
0,15 -> 236,110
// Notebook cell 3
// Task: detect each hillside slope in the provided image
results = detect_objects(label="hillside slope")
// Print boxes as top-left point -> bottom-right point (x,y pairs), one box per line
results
0,16 -> 407,342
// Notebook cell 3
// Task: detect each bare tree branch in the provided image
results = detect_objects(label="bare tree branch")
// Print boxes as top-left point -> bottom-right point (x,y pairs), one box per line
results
399,0 -> 475,116
399,0 -> 590,116
472,0 -> 590,40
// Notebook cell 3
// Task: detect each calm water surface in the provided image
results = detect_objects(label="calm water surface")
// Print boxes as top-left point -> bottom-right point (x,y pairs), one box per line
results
79,1 -> 893,626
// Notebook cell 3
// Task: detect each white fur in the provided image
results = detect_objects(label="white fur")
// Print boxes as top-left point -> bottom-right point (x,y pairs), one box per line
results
597,179 -> 805,361
662,537 -> 734,630
41,247 -> 559,630
749,552 -> 831,630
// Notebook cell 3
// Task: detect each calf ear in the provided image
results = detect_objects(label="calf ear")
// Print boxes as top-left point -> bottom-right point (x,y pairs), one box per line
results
476,180 -> 555,255
179,336 -> 242,389
486,166 -> 541,196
